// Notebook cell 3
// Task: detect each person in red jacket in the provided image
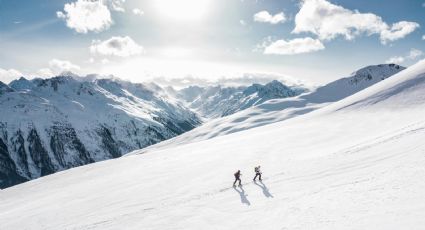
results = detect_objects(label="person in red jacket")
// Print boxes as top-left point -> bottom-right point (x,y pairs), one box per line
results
233,170 -> 242,186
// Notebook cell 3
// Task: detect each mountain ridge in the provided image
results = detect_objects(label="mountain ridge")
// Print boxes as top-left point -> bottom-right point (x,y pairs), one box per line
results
176,79 -> 306,118
0,75 -> 201,188
134,63 -> 405,153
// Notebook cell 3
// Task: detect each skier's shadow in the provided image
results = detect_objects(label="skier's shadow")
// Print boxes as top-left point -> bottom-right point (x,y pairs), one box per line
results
233,185 -> 251,206
254,180 -> 274,198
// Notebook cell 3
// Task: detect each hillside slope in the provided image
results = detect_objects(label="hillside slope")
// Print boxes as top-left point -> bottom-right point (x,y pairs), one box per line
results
137,64 -> 405,152
0,75 -> 305,188
0,60 -> 424,229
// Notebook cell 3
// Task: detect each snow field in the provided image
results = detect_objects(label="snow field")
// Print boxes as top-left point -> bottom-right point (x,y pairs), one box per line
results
1,61 -> 425,229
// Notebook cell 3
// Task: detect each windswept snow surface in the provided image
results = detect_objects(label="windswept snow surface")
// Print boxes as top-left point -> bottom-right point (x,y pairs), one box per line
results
1,61 -> 425,229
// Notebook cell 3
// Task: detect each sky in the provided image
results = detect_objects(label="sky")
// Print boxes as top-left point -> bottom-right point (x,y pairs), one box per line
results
0,0 -> 424,85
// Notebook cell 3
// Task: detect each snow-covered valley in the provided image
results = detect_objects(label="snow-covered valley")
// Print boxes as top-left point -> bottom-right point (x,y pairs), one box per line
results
1,59 -> 424,229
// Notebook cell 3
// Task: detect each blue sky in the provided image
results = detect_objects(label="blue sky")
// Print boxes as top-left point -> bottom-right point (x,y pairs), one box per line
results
0,0 -> 424,85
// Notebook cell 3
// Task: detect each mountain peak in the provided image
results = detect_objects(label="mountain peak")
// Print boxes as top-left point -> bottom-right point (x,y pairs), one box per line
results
9,77 -> 33,91
59,71 -> 80,78
243,80 -> 304,98
0,81 -> 14,94
263,80 -> 290,91
348,64 -> 406,85
36,76 -> 77,91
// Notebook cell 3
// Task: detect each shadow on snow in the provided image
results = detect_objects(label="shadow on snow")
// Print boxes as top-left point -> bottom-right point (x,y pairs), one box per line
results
254,180 -> 274,198
233,185 -> 251,206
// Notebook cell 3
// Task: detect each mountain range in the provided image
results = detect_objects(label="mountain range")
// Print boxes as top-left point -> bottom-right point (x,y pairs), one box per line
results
0,75 -> 304,188
175,80 -> 306,118
0,60 -> 424,229
138,64 -> 405,151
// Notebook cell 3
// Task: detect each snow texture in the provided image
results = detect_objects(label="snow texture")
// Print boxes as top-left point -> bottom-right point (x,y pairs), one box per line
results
0,60 -> 424,229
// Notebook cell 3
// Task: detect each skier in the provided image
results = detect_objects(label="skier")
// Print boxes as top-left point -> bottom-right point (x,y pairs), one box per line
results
253,165 -> 262,181
233,170 -> 242,187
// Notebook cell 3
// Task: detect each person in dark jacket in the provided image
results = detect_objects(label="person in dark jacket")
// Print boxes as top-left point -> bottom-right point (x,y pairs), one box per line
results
233,170 -> 242,186
253,166 -> 262,181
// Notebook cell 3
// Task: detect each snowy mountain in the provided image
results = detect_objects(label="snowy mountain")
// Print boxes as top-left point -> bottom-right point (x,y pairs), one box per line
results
1,60 -> 424,229
176,80 -> 306,118
138,64 -> 405,151
0,75 -> 201,188
0,75 -> 307,188
0,81 -> 13,95
0,65 -> 402,188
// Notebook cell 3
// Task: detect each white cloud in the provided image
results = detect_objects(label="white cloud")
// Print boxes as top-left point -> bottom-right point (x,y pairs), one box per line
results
254,11 -> 286,24
0,68 -> 22,83
90,36 -> 144,57
293,0 -> 385,41
407,49 -> 423,60
386,48 -> 423,64
385,56 -> 405,64
264,37 -> 325,55
107,0 -> 126,12
132,8 -> 144,16
56,11 -> 65,19
240,20 -> 247,26
48,59 -> 81,74
151,71 -> 307,88
36,68 -> 55,77
422,35 -> 425,40
380,21 -> 420,44
57,0 -> 113,33
293,0 -> 419,44
1,61 -> 83,83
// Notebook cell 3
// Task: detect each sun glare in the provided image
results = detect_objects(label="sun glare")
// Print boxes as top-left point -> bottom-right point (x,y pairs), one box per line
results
153,0 -> 211,21
161,47 -> 193,59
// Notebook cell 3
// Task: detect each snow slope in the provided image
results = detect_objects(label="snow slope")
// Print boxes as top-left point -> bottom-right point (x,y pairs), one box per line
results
0,75 -> 310,188
1,61 -> 424,229
137,64 -> 405,151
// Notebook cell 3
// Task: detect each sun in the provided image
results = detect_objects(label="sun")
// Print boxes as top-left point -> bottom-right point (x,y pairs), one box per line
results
153,0 -> 211,21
